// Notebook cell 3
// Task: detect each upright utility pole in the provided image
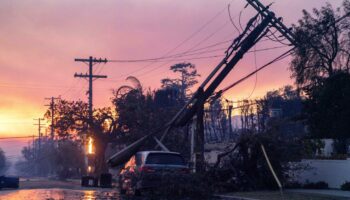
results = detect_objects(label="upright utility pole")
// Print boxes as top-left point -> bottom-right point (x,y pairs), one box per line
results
226,99 -> 233,139
74,56 -> 108,122
45,97 -> 60,140
33,118 -> 45,154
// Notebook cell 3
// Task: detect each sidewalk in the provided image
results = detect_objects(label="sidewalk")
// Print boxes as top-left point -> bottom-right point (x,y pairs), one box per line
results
215,194 -> 258,200
216,189 -> 350,200
287,189 -> 350,198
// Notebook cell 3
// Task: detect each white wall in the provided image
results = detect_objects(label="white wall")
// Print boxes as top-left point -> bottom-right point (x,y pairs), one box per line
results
296,159 -> 350,188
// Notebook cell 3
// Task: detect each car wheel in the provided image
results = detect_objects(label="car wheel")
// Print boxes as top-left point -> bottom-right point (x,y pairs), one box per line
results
119,188 -> 126,195
134,188 -> 141,196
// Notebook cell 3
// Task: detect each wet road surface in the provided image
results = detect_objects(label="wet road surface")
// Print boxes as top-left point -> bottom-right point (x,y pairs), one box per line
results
0,188 -> 225,200
0,188 -> 121,200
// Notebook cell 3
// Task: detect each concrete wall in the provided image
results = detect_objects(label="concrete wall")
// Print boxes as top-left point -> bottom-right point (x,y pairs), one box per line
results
297,159 -> 350,188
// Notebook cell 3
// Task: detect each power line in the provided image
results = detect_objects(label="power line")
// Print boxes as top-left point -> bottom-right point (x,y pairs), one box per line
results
0,136 -> 39,140
0,83 -> 82,90
116,21 -> 231,81
106,2 -> 237,82
138,45 -> 288,82
213,48 -> 294,100
245,45 -> 258,99
106,45 -> 287,64
219,9 -> 350,98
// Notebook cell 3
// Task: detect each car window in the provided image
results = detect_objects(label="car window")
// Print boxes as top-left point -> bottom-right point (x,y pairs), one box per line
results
145,153 -> 185,165
135,154 -> 142,166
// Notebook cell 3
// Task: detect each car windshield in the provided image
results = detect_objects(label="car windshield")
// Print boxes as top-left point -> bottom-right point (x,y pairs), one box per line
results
145,153 -> 185,165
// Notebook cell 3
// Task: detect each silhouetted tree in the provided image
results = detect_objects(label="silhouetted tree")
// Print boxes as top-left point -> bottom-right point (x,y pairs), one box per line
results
291,1 -> 350,153
161,62 -> 200,100
16,139 -> 85,178
291,0 -> 350,89
0,148 -> 8,175
305,72 -> 350,153
43,99 -> 117,174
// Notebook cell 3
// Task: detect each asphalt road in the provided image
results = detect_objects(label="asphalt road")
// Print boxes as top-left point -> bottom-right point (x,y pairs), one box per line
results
0,188 -> 121,200
0,188 -> 227,200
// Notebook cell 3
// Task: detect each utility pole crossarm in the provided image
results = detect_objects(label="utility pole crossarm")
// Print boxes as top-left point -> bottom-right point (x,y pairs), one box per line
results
74,73 -> 89,78
246,0 -> 297,46
74,73 -> 107,78
93,75 -> 108,78
75,58 -> 108,63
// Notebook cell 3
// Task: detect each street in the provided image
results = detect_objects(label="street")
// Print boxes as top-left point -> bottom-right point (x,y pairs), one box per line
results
0,188 -> 226,200
0,189 -> 121,200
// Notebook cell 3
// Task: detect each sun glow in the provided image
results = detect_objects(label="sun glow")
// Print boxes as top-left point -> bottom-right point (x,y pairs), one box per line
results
0,106 -> 43,137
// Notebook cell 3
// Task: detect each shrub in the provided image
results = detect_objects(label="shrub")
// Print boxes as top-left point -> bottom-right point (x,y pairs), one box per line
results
303,181 -> 328,189
285,181 -> 302,189
341,182 -> 350,191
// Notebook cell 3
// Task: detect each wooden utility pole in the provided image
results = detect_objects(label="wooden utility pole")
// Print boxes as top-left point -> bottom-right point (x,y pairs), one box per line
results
191,88 -> 205,172
226,99 -> 233,139
33,118 -> 45,154
75,56 -> 107,177
195,100 -> 205,172
45,97 -> 60,140
74,56 -> 108,122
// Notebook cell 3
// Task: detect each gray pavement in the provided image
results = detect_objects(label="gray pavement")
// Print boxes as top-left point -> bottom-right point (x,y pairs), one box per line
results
215,194 -> 258,200
287,189 -> 350,198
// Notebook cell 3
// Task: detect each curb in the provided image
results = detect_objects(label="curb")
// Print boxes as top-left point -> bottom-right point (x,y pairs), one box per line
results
214,194 -> 259,200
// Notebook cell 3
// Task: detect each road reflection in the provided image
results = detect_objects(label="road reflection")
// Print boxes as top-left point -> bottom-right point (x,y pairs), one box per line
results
0,189 -> 121,200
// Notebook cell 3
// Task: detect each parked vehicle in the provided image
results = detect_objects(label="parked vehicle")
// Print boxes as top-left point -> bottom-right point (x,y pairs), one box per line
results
118,151 -> 189,195
0,176 -> 19,189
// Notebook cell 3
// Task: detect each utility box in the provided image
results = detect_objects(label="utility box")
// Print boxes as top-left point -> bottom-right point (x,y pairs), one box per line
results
81,176 -> 98,187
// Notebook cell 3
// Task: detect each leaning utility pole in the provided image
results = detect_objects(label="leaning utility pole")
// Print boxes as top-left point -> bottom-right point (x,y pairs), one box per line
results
45,97 -> 60,140
74,56 -> 108,122
33,118 -> 45,155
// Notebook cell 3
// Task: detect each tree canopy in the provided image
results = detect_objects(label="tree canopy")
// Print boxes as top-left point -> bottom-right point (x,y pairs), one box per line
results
161,62 -> 200,100
291,0 -> 350,89
290,0 -> 350,142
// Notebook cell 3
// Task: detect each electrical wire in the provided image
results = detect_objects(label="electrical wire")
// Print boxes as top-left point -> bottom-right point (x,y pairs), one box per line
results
0,136 -> 39,140
211,48 -> 294,101
245,45 -> 258,99
110,21 -> 231,81
106,3 -> 232,81
228,4 -> 241,34
108,47 -> 229,63
106,45 -> 287,64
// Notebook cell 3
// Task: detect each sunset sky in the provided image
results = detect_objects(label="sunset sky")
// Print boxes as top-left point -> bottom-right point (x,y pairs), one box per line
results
0,0 -> 344,138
